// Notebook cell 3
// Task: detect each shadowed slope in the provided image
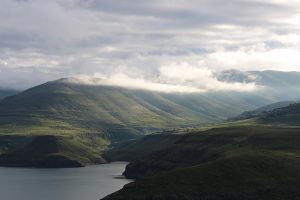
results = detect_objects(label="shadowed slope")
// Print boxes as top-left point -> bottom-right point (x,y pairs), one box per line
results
104,153 -> 300,200
103,125 -> 300,200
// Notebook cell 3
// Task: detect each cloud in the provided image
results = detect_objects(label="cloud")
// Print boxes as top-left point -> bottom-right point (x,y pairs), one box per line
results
202,48 -> 300,71
158,63 -> 257,92
69,63 -> 257,93
71,74 -> 204,93
0,0 -> 300,89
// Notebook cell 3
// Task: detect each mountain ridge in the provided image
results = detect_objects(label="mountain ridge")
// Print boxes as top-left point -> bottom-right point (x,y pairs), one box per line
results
1,70 -> 300,167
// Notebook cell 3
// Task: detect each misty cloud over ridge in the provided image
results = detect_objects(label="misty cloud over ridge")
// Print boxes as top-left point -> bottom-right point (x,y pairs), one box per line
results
68,63 -> 257,93
0,0 -> 300,89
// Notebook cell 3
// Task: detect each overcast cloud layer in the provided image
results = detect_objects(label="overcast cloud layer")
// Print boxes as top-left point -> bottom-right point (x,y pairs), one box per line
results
0,0 -> 300,91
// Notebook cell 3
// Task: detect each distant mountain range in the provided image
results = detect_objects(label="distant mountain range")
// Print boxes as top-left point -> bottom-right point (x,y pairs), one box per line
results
256,102 -> 300,125
217,70 -> 300,100
230,101 -> 298,120
231,100 -> 300,126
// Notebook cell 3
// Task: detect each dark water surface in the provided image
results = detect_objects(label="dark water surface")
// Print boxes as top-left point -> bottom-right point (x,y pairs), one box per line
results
0,163 -> 131,200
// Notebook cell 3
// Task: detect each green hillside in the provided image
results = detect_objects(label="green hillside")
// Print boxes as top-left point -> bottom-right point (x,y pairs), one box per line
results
231,101 -> 300,125
4,70 -> 300,141
0,79 -> 210,139
258,103 -> 300,125
231,101 -> 297,121
0,134 -> 108,167
103,134 -> 182,162
0,78 -> 238,167
1,71 -> 300,167
103,125 -> 300,199
104,153 -> 300,200
0,78 -> 272,140
107,125 -> 300,178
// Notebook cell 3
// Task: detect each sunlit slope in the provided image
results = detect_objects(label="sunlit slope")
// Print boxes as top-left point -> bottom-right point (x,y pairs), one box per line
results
0,134 -> 108,167
0,80 -> 203,139
0,78 -> 269,167
2,69 -> 300,138
0,78 -> 270,139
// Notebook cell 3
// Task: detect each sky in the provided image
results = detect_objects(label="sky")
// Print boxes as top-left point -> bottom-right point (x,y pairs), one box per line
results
0,0 -> 300,91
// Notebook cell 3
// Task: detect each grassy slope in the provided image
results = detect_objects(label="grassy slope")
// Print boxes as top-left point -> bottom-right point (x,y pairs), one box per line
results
0,78 -> 273,167
104,153 -> 300,200
0,80 -> 209,166
103,134 -> 183,162
103,124 -> 300,199
0,134 -> 108,167
257,103 -> 300,125
0,80 -> 209,138
0,133 -> 109,167
2,71 -> 300,167
231,101 -> 296,120
232,102 -> 300,126
0,78 -> 280,139
122,124 -> 300,178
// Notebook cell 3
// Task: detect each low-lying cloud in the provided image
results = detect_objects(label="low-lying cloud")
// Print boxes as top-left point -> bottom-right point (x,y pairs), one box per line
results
71,74 -> 204,93
70,63 -> 257,93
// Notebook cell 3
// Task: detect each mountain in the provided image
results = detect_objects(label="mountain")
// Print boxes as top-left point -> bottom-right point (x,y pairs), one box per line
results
1,70 -> 300,167
0,78 -> 265,167
0,89 -> 19,100
0,78 -> 204,140
230,101 -> 297,120
258,103 -> 300,125
217,70 -> 300,100
0,77 -> 277,140
217,70 -> 300,87
0,78 -> 238,139
230,101 -> 300,125
103,125 -> 300,200
3,70 -> 300,140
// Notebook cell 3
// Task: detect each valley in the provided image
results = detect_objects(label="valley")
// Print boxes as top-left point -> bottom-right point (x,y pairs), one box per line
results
2,1 -> 300,199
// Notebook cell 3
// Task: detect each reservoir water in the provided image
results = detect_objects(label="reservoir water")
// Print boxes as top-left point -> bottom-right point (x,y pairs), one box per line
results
0,163 -> 131,200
